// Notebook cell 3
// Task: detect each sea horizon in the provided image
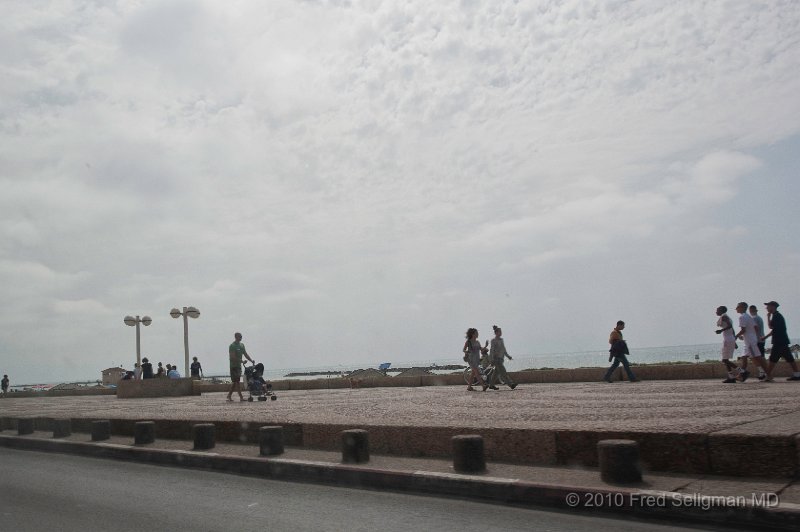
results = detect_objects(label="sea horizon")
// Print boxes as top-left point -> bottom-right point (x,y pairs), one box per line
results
15,341 -> 797,390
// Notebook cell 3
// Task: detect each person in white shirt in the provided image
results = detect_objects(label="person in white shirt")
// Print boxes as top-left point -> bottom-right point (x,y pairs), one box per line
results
735,301 -> 769,381
133,363 -> 142,380
715,306 -> 738,383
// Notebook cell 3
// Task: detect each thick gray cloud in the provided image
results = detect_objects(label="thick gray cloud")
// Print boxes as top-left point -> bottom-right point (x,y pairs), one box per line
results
1,0 -> 799,384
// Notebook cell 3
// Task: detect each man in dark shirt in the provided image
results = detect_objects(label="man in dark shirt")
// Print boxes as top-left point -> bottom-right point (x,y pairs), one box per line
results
1,374 -> 9,397
762,301 -> 800,381
190,357 -> 203,380
141,358 -> 154,379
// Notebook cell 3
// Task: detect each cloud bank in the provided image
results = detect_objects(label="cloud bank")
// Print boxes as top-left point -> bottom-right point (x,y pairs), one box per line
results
1,0 -> 799,383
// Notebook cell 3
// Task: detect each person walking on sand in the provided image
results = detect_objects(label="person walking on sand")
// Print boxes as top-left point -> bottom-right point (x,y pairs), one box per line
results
227,332 -> 254,401
716,306 -> 740,383
1,374 -> 8,397
735,302 -> 769,381
488,325 -> 517,390
463,328 -> 489,392
603,321 -> 638,383
762,301 -> 800,382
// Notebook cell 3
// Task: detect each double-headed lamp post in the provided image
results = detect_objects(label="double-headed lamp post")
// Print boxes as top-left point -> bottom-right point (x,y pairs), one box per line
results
123,315 -> 152,366
170,306 -> 200,376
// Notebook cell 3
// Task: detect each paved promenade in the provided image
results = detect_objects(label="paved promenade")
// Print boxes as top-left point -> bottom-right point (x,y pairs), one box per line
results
1,378 -> 797,433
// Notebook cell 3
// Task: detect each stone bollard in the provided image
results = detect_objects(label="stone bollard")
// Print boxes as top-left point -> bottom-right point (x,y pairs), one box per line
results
598,439 -> 642,484
341,429 -> 369,463
17,417 -> 35,436
259,426 -> 284,456
92,420 -> 111,441
134,421 -> 156,445
52,419 -> 71,438
193,423 -> 216,450
452,435 -> 486,473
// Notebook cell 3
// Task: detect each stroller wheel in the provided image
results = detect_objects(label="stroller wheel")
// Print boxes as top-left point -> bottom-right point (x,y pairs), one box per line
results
247,397 -> 253,402
270,395 -> 277,401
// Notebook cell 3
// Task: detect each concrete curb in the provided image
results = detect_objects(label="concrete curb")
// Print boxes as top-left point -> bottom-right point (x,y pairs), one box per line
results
0,433 -> 796,530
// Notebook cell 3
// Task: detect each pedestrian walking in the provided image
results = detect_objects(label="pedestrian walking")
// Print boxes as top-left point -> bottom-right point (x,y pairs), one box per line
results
488,325 -> 517,390
603,321 -> 638,383
716,306 -> 739,383
227,332 -> 254,401
762,301 -> 800,382
1,374 -> 8,397
735,302 -> 769,381
463,328 -> 488,392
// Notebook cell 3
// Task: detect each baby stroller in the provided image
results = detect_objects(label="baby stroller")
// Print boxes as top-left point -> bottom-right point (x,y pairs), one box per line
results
244,362 -> 277,402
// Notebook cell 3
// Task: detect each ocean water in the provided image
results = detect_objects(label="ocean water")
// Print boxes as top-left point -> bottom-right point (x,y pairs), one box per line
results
12,342 -> 792,389
259,343 -> 728,381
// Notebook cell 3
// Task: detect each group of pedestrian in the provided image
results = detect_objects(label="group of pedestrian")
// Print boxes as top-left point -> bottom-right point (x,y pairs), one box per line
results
716,301 -> 800,383
125,357 -> 204,381
462,326 -> 517,392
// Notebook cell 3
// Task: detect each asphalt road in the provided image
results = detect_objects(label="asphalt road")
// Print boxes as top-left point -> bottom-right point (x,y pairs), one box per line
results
0,448 -> 712,532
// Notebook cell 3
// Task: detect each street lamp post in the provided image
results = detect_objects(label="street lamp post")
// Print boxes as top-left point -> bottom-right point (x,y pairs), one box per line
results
123,315 -> 152,366
170,306 -> 200,376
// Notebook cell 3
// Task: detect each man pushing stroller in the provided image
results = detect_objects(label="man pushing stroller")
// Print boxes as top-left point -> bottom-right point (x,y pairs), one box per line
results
227,332 -> 276,402
227,332 -> 255,402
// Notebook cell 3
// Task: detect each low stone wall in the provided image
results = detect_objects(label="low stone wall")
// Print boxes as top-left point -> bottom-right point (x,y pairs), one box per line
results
116,378 -> 200,399
5,415 -> 794,477
185,363 -> 793,394
3,388 -> 116,398
9,362 -> 792,399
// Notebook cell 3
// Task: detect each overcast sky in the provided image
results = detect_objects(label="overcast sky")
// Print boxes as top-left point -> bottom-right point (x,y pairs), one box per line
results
2,1 -> 799,384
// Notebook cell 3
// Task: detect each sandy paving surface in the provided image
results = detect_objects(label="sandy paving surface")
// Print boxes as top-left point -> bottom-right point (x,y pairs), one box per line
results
2,379 -> 798,434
